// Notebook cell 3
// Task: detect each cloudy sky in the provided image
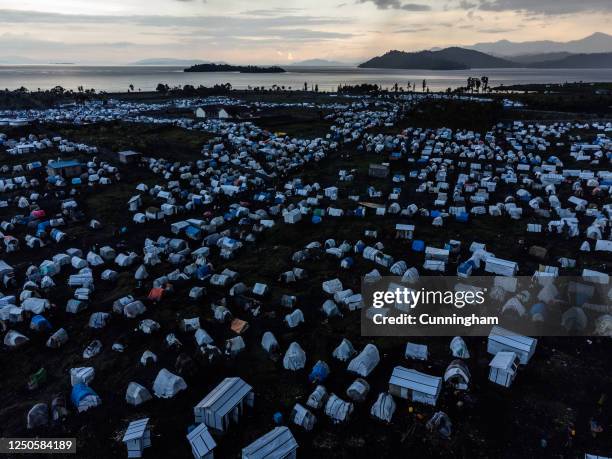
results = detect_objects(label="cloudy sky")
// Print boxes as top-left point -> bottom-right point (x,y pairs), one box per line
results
0,0 -> 610,63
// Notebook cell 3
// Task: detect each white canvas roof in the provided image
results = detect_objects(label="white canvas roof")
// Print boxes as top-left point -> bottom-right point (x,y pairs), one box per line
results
187,423 -> 216,457
389,366 -> 441,397
488,326 -> 536,354
196,377 -> 252,419
347,344 -> 380,377
123,418 -> 149,442
489,351 -> 518,372
242,427 -> 297,459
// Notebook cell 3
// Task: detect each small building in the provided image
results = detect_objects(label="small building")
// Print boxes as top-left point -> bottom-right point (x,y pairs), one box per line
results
128,195 -> 142,212
405,342 -> 428,361
444,360 -> 470,390
145,207 -> 165,220
484,257 -> 518,276
487,326 -> 537,364
194,377 -> 254,432
195,107 -> 230,119
488,351 -> 520,387
369,163 -> 389,178
187,423 -> 216,459
46,159 -> 82,179
122,418 -> 151,458
118,150 -> 142,164
395,224 -> 415,239
324,393 -> 353,423
389,366 -> 442,406
242,427 -> 298,459
283,208 -> 302,224
0,260 -> 15,286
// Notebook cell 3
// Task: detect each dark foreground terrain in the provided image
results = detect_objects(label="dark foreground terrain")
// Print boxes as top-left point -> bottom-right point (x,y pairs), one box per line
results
0,96 -> 610,458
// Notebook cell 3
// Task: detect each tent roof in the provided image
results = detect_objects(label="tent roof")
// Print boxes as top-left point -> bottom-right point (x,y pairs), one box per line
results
242,427 -> 297,459
123,418 -> 149,442
389,366 -> 441,396
187,423 -> 216,455
489,326 -> 536,352
489,351 -> 518,370
196,377 -> 252,417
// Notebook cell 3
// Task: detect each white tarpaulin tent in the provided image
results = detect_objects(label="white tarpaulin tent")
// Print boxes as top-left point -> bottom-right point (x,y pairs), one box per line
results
152,369 -> 187,399
347,344 -> 380,376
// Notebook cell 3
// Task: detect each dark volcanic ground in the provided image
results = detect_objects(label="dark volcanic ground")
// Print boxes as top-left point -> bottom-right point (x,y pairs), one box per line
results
0,102 -> 610,458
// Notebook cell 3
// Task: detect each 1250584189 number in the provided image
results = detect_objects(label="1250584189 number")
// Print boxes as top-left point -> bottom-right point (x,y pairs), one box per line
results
0,438 -> 77,454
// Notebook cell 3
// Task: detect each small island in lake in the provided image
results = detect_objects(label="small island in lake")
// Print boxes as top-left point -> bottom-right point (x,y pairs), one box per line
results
184,63 -> 286,73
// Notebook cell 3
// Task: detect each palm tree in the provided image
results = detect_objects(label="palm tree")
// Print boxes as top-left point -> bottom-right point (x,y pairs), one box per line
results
480,76 -> 489,92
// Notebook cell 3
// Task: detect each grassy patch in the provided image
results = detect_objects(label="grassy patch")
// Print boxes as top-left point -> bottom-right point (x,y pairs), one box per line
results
49,121 -> 212,163
404,98 -> 504,133
255,107 -> 333,138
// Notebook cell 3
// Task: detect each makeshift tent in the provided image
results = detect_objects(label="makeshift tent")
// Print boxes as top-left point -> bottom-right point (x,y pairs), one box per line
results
194,377 -> 254,431
450,336 -> 470,358
306,385 -> 328,411
187,423 -> 216,459
488,352 -> 520,387
389,366 -> 442,406
444,360 -> 471,390
126,382 -> 152,406
261,332 -> 279,353
333,338 -> 356,361
71,383 -> 101,412
347,344 -> 380,377
290,403 -> 316,431
285,309 -> 304,328
27,403 -> 49,429
122,418 -> 151,459
487,326 -> 537,364
152,368 -> 187,398
242,427 -> 298,459
70,367 -> 94,386
346,378 -> 370,402
426,412 -> 452,439
4,329 -> 29,348
283,342 -> 306,371
370,392 -> 396,423
405,342 -> 428,360
308,361 -> 330,383
324,394 -> 353,424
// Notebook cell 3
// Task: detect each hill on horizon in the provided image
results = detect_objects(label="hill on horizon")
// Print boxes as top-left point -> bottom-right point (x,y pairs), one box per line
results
359,47 -> 516,70
466,32 -> 612,56
359,46 -> 612,70
509,52 -> 574,65
290,59 -> 351,67
528,52 -> 612,69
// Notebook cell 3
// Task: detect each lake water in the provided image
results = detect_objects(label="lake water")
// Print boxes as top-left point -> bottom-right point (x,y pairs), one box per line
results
0,65 -> 610,93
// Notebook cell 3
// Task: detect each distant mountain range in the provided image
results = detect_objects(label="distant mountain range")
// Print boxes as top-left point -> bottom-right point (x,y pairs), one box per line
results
509,52 -> 574,65
359,46 -> 612,70
466,32 -> 612,57
290,59 -> 350,67
527,52 -> 612,69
